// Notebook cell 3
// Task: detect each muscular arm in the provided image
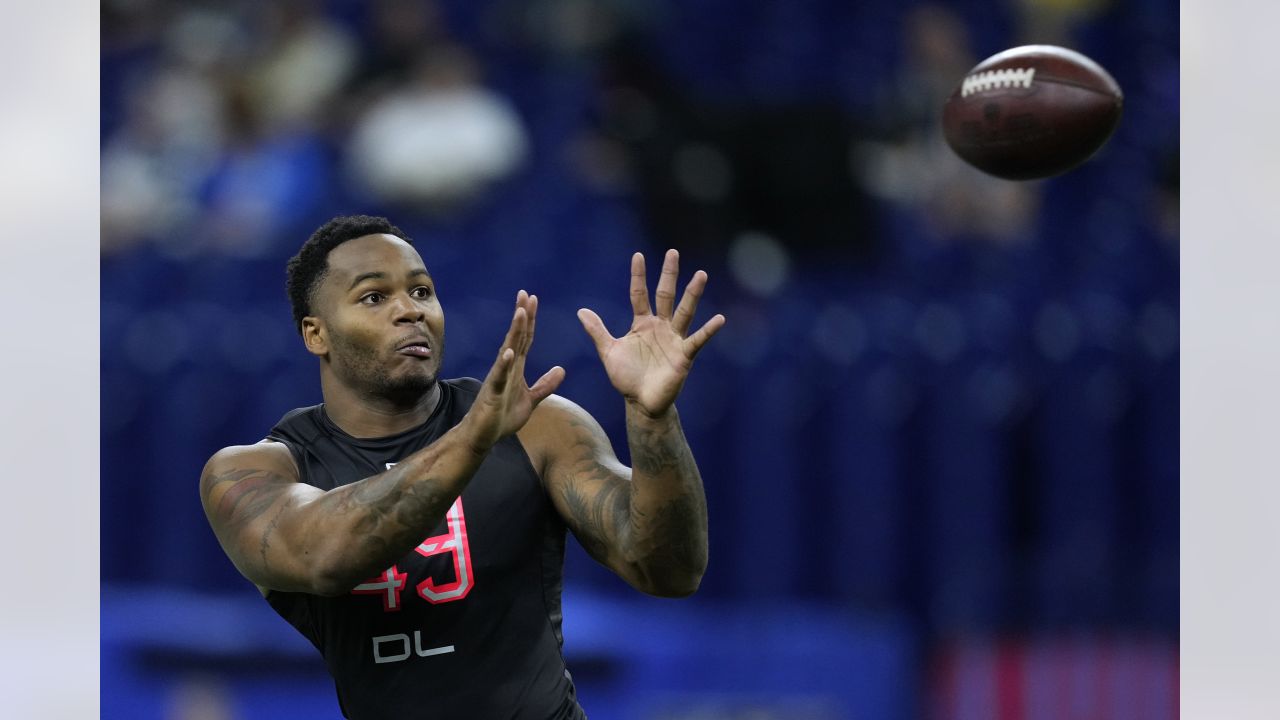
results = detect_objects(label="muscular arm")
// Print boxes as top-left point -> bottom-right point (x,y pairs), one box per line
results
200,423 -> 490,596
623,403 -> 708,590
545,249 -> 721,597
526,396 -> 708,597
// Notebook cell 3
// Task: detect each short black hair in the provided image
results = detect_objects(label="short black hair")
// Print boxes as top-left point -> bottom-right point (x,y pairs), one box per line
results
286,215 -> 412,334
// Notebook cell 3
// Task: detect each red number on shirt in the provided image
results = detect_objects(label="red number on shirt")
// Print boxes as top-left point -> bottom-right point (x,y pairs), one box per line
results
351,565 -> 408,611
414,497 -> 474,604
351,463 -> 476,610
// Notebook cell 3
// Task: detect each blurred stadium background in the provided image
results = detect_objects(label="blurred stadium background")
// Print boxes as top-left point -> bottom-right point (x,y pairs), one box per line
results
100,0 -> 1178,718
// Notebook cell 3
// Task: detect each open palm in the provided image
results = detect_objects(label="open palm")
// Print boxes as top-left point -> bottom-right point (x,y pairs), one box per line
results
578,251 -> 725,417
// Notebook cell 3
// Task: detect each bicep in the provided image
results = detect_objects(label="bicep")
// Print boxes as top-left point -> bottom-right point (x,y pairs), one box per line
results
199,444 -> 323,591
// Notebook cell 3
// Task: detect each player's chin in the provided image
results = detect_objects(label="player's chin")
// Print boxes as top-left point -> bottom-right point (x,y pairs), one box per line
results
397,363 -> 438,387
385,350 -> 443,391
381,369 -> 438,403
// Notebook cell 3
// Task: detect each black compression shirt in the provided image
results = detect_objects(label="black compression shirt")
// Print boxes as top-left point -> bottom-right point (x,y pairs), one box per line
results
265,378 -> 586,720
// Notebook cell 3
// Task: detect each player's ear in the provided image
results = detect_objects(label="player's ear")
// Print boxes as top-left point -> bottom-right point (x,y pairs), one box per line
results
301,316 -> 328,357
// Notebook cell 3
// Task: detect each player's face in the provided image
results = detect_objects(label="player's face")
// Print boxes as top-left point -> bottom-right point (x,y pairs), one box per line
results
313,234 -> 446,402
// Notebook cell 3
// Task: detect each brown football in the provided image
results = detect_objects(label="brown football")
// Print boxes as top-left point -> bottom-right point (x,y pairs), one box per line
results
942,45 -> 1123,180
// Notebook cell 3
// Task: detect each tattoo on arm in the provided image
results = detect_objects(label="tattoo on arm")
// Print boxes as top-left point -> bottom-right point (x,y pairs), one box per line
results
201,461 -> 454,587
555,413 -> 707,576
624,411 -> 709,583
200,467 -> 294,578
627,419 -> 696,477
556,417 -> 633,559
259,503 -> 287,571
202,468 -> 289,531
558,474 -> 629,562
331,469 -> 451,578
202,427 -> 494,594
632,497 -> 706,578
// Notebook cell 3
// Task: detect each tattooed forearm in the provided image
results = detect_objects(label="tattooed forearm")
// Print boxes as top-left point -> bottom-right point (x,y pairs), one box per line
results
626,414 -> 696,476
322,468 -> 455,587
629,497 -> 707,580
626,407 -> 702,494
621,406 -> 709,593
202,421 -> 495,595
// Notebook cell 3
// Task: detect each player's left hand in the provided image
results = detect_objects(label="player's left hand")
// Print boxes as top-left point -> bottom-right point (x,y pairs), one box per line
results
577,250 -> 725,418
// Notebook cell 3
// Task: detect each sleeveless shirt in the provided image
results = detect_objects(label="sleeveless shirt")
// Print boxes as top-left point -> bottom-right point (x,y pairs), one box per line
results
264,378 -> 587,720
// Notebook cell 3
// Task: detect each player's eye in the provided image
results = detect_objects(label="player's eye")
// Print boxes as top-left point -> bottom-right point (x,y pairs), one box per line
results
411,286 -> 433,300
360,292 -> 385,305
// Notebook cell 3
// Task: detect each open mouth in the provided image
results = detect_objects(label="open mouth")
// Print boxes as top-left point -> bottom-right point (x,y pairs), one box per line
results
395,338 -> 433,358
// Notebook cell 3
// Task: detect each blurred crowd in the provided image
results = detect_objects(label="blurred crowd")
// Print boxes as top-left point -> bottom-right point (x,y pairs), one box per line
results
102,0 -> 1178,641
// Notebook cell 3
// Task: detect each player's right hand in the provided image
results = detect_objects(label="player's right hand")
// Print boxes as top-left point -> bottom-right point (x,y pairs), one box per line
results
465,290 -> 565,450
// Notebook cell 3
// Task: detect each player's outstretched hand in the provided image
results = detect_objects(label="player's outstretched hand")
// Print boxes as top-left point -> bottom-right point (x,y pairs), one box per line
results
578,250 -> 725,418
469,290 -> 565,448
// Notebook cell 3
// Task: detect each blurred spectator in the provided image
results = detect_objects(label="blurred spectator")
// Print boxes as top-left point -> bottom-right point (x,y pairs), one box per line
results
101,62 -> 225,254
242,0 -> 358,135
587,30 -> 874,267
1014,0 -> 1111,44
347,44 -> 529,211
184,4 -> 351,257
348,0 -> 450,93
490,0 -> 651,65
857,4 -> 1039,244
101,5 -> 245,255
195,75 -> 332,258
103,3 -> 343,258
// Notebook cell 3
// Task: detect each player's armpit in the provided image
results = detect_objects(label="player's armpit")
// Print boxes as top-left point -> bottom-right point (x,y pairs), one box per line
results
199,442 -> 327,594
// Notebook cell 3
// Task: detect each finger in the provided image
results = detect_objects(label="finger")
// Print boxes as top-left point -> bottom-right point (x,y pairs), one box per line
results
671,269 -> 708,336
629,252 -> 651,317
502,295 -> 528,352
522,293 -> 538,357
510,295 -> 534,379
577,308 -> 615,358
512,292 -> 537,372
485,347 -> 517,393
528,365 -> 566,404
654,249 -> 679,319
506,305 -> 528,372
682,313 -> 725,359
516,289 -> 529,326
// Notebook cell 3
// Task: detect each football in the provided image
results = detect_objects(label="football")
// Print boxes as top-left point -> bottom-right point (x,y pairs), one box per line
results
941,45 -> 1123,180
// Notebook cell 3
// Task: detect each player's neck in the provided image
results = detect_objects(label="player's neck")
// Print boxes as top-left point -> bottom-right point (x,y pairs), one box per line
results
320,377 -> 443,438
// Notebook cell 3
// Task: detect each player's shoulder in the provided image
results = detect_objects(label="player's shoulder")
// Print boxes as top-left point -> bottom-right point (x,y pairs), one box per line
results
525,393 -> 608,445
532,392 -> 593,422
199,441 -> 300,515
203,439 -> 299,479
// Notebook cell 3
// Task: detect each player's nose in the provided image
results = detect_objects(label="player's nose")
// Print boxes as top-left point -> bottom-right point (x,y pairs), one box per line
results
391,293 -> 426,325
